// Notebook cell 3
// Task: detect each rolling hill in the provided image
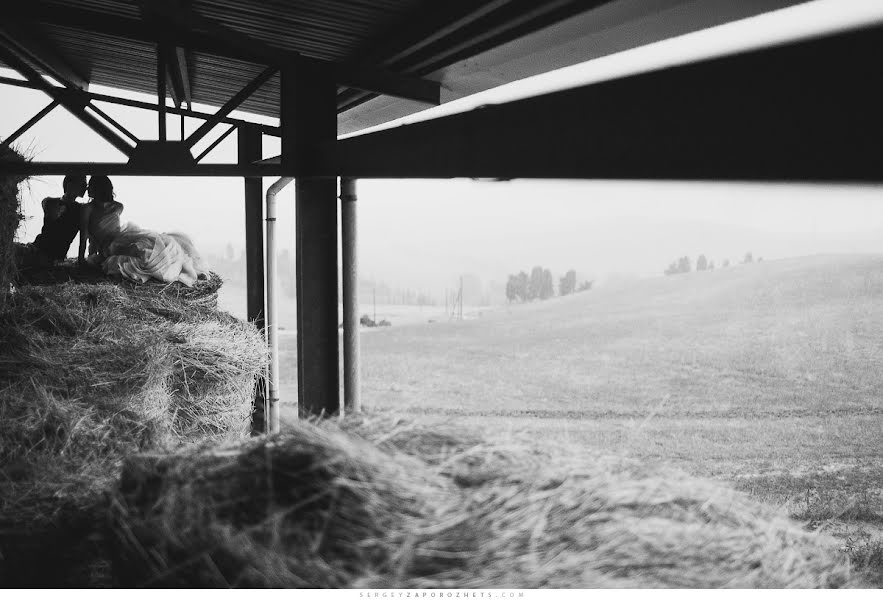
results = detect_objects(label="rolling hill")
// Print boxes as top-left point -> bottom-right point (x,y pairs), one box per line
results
360,254 -> 883,422
278,253 -> 883,474
279,253 -> 883,580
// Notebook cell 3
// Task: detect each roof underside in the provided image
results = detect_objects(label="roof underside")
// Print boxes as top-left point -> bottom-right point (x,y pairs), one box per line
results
1,0 -> 817,136
0,0 -> 597,125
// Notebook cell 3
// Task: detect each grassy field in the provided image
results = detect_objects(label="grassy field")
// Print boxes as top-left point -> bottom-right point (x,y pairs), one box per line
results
218,281 -> 490,332
280,254 -> 883,581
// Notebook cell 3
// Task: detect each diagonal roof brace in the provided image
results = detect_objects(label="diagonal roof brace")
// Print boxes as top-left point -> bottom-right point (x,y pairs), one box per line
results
0,23 -> 89,91
0,74 -> 280,137
0,99 -> 59,148
0,38 -> 133,158
184,65 -> 277,150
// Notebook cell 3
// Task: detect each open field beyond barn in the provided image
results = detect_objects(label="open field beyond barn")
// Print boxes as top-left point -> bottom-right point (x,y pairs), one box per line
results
280,254 -> 883,580
1,255 -> 880,586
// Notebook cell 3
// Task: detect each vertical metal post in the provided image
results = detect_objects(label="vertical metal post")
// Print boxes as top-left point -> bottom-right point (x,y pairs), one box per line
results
281,60 -> 340,418
340,177 -> 361,414
157,46 -> 167,142
265,177 -> 293,434
238,124 -> 267,433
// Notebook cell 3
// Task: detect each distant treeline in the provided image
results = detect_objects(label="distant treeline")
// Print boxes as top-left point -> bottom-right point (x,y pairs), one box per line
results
505,267 -> 592,303
664,252 -> 760,276
207,246 -> 440,306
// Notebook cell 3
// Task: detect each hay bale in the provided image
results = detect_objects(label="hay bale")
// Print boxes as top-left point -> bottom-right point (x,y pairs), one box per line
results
0,145 -> 27,303
415,456 -> 855,588
0,281 -> 264,482
112,421 -> 451,587
0,278 -> 266,585
16,261 -> 224,313
112,415 -> 861,588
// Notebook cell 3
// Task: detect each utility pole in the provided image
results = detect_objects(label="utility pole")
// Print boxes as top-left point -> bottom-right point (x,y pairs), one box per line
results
459,275 -> 463,320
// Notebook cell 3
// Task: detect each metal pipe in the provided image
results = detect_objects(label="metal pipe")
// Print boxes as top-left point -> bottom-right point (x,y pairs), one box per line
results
266,176 -> 294,434
340,177 -> 361,414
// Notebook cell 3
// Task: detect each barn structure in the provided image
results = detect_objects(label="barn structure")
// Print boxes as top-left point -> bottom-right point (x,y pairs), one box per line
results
1,0 -> 882,433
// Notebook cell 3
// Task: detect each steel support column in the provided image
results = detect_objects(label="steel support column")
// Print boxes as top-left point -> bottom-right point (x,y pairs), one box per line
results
239,124 -> 267,433
340,177 -> 361,414
281,61 -> 339,418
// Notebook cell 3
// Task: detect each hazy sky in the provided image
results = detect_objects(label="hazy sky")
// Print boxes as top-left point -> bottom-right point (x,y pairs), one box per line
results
3,0 -> 883,293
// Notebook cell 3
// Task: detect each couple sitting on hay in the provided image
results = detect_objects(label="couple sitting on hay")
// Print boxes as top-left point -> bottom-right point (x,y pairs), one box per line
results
18,175 -> 208,287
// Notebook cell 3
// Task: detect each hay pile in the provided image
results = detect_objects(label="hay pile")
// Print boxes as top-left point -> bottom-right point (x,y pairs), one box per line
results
112,415 -> 862,588
0,144 -> 26,300
0,275 -> 266,585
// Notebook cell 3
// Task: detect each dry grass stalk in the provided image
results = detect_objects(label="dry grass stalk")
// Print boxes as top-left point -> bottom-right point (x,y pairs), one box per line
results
112,414 -> 862,589
112,421 -> 452,587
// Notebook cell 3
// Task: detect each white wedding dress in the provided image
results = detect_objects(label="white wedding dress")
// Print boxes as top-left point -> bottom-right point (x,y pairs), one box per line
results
88,200 -> 209,287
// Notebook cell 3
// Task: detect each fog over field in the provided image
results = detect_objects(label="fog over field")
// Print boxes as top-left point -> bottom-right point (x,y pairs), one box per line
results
5,0 -> 883,305
5,67 -> 883,312
349,179 -> 883,292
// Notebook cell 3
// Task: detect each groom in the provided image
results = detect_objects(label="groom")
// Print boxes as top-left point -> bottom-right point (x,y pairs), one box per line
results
16,175 -> 88,271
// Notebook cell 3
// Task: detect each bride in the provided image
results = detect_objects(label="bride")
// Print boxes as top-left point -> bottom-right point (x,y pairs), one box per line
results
78,176 -> 209,287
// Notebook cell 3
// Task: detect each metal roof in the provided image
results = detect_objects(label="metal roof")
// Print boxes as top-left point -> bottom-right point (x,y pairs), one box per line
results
0,0 -> 598,128
0,1 -> 880,183
2,0 -> 816,137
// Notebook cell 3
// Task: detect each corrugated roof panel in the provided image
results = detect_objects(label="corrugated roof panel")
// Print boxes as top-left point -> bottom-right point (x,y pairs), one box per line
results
189,52 -> 280,117
41,24 -> 156,97
38,0 -> 140,19
192,0 -> 421,61
0,0 -> 649,126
